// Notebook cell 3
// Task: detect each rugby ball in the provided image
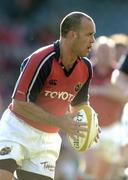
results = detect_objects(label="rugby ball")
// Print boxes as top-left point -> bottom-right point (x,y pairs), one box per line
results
67,105 -> 99,152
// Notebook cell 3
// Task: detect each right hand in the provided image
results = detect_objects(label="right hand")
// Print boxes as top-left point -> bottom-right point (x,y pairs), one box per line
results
58,111 -> 88,141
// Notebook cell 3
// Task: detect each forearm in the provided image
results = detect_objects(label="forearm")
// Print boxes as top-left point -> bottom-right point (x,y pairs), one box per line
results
90,84 -> 127,104
111,70 -> 128,99
12,99 -> 60,127
11,99 -> 89,139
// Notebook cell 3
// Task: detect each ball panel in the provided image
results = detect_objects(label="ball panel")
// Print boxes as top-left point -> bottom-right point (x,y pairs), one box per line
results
67,105 -> 99,152
68,109 -> 88,151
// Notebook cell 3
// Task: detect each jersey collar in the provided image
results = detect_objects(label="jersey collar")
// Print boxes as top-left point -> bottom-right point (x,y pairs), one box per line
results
54,40 -> 60,61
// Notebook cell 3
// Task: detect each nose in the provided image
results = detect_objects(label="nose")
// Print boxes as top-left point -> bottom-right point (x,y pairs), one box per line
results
91,35 -> 95,43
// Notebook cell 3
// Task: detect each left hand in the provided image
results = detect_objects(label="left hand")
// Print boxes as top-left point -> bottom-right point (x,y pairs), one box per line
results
94,125 -> 101,143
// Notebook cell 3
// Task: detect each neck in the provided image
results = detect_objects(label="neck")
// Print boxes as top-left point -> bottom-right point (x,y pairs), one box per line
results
59,39 -> 78,70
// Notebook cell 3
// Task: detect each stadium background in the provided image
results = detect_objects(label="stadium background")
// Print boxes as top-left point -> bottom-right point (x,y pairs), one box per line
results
0,0 -> 128,112
0,1 -> 128,179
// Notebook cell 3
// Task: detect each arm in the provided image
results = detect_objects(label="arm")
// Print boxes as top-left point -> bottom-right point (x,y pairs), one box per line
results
111,69 -> 128,98
12,99 -> 87,140
71,57 -> 93,106
12,99 -> 58,126
110,57 -> 128,103
90,70 -> 128,104
110,53 -> 128,102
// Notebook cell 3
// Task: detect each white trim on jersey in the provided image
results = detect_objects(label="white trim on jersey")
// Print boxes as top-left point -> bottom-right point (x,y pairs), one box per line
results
27,52 -> 55,102
12,52 -> 55,102
12,56 -> 31,99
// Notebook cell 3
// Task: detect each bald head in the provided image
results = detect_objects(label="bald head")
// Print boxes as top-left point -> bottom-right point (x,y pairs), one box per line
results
60,11 -> 94,38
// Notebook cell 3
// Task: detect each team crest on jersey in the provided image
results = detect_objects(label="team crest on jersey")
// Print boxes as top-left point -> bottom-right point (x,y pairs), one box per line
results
0,147 -> 12,155
75,83 -> 82,92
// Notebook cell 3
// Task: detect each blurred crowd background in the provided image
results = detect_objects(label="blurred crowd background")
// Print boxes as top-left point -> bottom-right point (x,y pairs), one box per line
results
0,0 -> 128,179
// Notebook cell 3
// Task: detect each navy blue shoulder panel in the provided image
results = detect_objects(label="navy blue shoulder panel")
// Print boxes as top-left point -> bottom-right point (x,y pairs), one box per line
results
20,57 -> 29,72
82,57 -> 93,79
28,52 -> 55,102
71,57 -> 93,106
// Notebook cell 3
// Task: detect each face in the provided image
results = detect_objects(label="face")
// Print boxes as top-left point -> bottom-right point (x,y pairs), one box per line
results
72,17 -> 96,57
95,44 -> 116,67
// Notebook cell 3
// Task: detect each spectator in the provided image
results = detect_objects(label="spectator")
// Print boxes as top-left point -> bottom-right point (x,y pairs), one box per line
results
110,33 -> 128,63
111,52 -> 128,179
79,36 -> 125,180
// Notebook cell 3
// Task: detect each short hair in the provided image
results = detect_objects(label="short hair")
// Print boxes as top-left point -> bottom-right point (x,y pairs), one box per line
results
110,33 -> 128,47
60,11 -> 92,37
93,36 -> 116,50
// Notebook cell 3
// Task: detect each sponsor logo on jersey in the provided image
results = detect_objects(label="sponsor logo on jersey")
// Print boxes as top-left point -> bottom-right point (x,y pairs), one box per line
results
48,79 -> 57,85
75,82 -> 82,92
44,90 -> 75,102
40,161 -> 55,172
0,147 -> 12,155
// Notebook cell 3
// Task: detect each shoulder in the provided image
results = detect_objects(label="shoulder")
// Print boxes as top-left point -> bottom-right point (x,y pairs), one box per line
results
20,44 -> 56,72
81,57 -> 91,63
28,44 -> 56,67
81,57 -> 93,78
81,57 -> 92,70
32,44 -> 56,60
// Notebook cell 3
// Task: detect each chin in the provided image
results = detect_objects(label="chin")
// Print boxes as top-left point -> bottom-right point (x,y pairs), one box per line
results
82,52 -> 88,57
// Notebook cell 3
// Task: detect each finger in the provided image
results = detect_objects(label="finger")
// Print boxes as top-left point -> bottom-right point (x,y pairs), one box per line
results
77,132 -> 87,138
73,128 -> 87,137
94,133 -> 100,143
69,134 -> 78,141
74,122 -> 87,127
94,136 -> 99,143
94,138 -> 98,143
98,126 -> 101,133
70,133 -> 86,141
76,126 -> 88,132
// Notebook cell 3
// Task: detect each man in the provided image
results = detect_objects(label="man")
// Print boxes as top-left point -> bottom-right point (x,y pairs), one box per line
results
111,53 -> 128,142
111,52 -> 128,178
0,11 -> 97,180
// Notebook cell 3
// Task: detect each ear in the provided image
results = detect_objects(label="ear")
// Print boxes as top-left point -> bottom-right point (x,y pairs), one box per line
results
67,31 -> 77,39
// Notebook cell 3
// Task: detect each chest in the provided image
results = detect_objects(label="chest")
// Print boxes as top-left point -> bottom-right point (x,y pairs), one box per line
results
43,60 -> 89,95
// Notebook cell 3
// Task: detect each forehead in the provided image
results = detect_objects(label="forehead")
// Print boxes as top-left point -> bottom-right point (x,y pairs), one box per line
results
80,17 -> 96,34
98,44 -> 115,54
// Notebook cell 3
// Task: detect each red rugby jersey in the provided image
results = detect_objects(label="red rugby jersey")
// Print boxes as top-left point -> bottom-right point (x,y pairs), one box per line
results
90,66 -> 123,127
9,40 -> 92,132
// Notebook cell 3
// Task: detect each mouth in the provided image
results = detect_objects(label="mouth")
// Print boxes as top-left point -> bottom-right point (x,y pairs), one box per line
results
86,47 -> 91,52
88,45 -> 93,53
88,45 -> 92,50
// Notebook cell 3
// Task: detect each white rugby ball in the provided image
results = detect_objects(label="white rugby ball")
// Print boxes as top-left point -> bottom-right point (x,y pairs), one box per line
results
67,105 -> 99,152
